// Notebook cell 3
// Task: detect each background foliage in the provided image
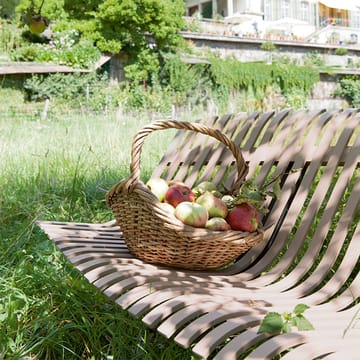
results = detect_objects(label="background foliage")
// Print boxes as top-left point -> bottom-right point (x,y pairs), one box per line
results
14,0 -> 185,79
0,0 -> 357,117
8,55 -> 320,117
333,77 -> 360,107
0,0 -> 21,19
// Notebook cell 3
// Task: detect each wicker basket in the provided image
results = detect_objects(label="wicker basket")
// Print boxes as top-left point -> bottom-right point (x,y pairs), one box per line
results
106,120 -> 264,270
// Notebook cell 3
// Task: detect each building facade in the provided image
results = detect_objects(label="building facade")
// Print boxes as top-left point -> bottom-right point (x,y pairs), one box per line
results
185,0 -> 360,28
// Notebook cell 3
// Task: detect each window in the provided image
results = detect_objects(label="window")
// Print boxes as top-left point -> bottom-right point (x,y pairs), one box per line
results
300,1 -> 309,22
352,11 -> 360,28
281,0 -> 290,18
264,0 -> 271,20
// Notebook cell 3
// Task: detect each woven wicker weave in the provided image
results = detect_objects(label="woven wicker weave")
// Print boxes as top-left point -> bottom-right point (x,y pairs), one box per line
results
106,120 -> 264,270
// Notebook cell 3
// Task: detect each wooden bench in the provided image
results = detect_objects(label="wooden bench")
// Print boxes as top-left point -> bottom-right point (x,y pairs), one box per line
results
37,108 -> 359,359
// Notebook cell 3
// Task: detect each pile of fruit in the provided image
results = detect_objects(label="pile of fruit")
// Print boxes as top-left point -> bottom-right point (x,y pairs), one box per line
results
146,178 -> 272,233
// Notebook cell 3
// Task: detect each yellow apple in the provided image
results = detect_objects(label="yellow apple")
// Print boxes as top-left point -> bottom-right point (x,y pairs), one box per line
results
146,178 -> 169,202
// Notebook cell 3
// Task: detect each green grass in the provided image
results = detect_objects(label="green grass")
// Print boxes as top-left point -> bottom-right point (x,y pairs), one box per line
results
0,113 -> 194,359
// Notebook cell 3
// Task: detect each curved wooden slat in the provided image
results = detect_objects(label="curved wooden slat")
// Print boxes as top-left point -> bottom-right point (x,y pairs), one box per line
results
183,113 -> 238,187
248,111 -> 360,293
151,115 -> 221,182
193,321 -> 265,359
170,303 -> 263,346
225,109 -> 333,274
280,343 -> 335,360
210,325 -> 267,360
237,110 -> 351,282
141,294 -> 239,329
173,305 -> 260,348
246,332 -> 307,360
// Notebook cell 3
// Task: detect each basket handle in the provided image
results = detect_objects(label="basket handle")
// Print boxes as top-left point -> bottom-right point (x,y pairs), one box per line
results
109,119 -> 249,196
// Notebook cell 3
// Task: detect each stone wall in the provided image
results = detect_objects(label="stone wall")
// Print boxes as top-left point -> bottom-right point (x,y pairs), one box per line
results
308,73 -> 348,110
182,32 -> 360,67
180,32 -> 359,109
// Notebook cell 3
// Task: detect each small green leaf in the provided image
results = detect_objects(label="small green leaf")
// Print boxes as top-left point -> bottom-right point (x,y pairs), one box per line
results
282,311 -> 293,321
258,312 -> 284,334
292,315 -> 314,331
271,179 -> 281,199
294,303 -> 309,315
282,322 -> 292,333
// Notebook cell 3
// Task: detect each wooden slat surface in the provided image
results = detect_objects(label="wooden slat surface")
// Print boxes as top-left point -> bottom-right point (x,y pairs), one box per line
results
37,109 -> 360,359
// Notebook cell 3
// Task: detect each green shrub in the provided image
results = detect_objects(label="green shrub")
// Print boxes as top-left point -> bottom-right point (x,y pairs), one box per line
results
159,53 -> 212,107
273,54 -> 297,65
123,81 -> 172,113
183,18 -> 201,32
10,29 -> 101,69
335,47 -> 348,56
333,77 -> 360,107
4,58 -> 321,116
284,88 -> 308,109
22,72 -> 120,112
208,57 -> 319,108
0,19 -> 23,56
303,51 -> 325,67
9,43 -> 39,61
261,41 -> 276,52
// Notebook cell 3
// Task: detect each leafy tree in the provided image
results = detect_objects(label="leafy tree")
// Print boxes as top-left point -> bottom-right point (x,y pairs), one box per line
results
16,0 -> 186,82
92,0 -> 186,81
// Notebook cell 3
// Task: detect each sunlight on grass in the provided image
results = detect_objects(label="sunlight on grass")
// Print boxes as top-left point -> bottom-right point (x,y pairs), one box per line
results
0,114 -> 170,176
0,113 -> 194,359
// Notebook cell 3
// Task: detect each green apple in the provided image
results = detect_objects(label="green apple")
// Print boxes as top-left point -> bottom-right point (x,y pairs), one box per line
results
193,180 -> 218,198
196,191 -> 228,219
205,217 -> 231,231
146,177 -> 169,202
174,201 -> 208,228
193,181 -> 217,193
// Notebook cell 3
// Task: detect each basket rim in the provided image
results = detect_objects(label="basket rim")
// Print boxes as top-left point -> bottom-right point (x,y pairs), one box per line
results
106,119 -> 249,203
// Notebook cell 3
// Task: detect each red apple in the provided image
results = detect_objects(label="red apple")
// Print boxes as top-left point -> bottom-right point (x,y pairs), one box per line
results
174,202 -> 208,228
196,191 -> 228,219
146,177 -> 169,202
226,203 -> 260,232
165,184 -> 195,207
205,217 -> 231,231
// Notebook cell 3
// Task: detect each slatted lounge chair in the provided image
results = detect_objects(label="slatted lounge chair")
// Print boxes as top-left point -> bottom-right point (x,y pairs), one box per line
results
37,108 -> 360,359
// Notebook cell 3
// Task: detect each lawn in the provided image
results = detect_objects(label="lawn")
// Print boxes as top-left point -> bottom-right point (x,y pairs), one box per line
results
0,112 -> 195,359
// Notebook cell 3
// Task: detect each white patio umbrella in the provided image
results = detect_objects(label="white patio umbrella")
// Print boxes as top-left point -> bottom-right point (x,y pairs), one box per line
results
224,13 -> 258,24
318,0 -> 360,11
